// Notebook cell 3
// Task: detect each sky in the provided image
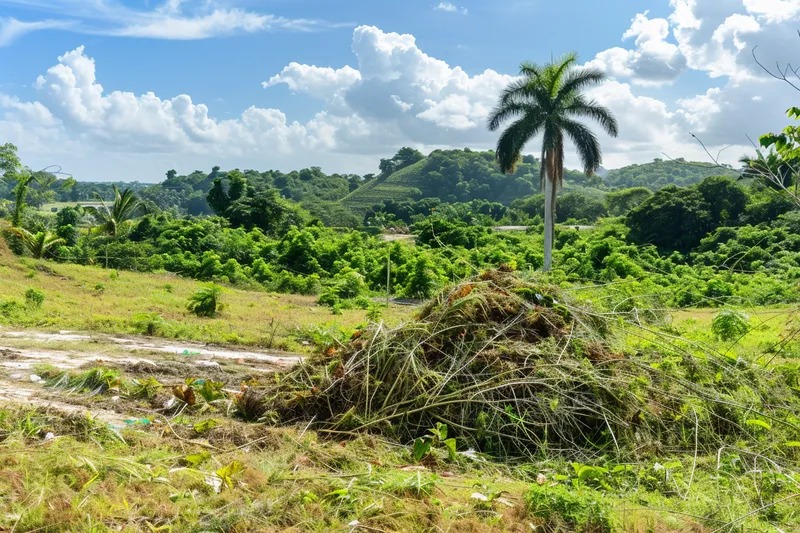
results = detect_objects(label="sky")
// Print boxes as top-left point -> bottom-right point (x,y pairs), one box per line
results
1,0 -> 799,182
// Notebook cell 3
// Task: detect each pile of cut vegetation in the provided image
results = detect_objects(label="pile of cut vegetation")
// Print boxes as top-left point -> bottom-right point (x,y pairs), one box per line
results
263,269 -> 800,460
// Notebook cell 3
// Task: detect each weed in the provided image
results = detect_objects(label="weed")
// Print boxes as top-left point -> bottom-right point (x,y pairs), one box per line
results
187,283 -> 224,318
712,308 -> 750,341
24,287 -> 44,308
526,483 -> 613,532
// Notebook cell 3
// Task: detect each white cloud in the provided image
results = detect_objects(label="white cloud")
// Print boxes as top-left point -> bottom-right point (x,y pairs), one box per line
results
263,63 -> 362,108
434,2 -> 468,14
113,10 -> 314,39
0,17 -> 71,47
588,11 -> 686,85
0,0 -> 345,46
743,0 -> 800,23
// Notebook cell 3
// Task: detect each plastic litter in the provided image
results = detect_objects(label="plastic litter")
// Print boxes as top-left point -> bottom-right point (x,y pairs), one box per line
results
124,418 -> 152,426
29,374 -> 42,383
44,432 -> 55,442
181,349 -> 201,356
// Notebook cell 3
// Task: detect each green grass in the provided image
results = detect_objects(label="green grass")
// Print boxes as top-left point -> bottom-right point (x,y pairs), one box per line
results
38,201 -> 104,213
1,400 -> 796,532
0,243 -> 411,352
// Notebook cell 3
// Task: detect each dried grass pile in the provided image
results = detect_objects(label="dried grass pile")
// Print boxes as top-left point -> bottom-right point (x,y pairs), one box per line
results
264,269 -> 800,460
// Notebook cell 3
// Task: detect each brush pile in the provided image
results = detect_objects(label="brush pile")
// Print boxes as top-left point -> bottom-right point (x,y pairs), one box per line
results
264,269 -> 800,460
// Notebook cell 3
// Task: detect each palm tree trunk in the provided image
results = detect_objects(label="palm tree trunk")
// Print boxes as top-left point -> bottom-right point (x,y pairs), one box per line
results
543,152 -> 554,272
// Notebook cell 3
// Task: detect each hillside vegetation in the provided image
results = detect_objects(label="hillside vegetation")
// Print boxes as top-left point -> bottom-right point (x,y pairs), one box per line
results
342,149 -> 601,216
603,158 -> 739,189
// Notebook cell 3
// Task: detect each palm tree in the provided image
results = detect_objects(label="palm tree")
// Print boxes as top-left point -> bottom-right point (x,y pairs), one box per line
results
86,185 -> 145,236
488,53 -> 618,271
739,151 -> 798,197
10,228 -> 65,259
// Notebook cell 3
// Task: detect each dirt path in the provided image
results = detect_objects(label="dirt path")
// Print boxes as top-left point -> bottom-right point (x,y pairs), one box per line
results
0,327 -> 303,424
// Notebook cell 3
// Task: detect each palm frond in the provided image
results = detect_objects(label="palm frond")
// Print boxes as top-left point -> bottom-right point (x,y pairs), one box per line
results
10,227 -> 64,259
547,52 -> 578,97
495,115 -> 544,174
561,118 -> 603,175
487,102 -> 530,132
566,96 -> 619,137
557,68 -> 607,101
519,61 -> 544,79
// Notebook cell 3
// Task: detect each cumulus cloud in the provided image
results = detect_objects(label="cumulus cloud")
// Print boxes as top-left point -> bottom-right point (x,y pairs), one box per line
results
743,0 -> 800,23
263,63 -> 361,110
588,11 -> 687,85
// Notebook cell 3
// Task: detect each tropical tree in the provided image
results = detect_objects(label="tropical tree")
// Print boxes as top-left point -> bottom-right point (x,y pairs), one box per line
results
9,228 -> 65,259
488,53 -> 618,270
87,185 -> 146,236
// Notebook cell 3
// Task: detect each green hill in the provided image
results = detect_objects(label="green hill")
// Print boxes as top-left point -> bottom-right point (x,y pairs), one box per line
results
342,149 -> 552,216
602,158 -> 739,189
342,150 -> 741,218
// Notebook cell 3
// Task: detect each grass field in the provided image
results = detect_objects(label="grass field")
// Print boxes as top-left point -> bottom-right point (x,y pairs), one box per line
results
0,242 -> 410,352
37,201 -> 104,213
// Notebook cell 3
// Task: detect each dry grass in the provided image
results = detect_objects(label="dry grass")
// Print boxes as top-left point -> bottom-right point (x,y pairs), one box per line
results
261,270 -> 800,464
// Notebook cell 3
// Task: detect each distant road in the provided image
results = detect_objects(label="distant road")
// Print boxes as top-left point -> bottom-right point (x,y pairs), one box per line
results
381,224 -> 595,241
492,225 -> 595,231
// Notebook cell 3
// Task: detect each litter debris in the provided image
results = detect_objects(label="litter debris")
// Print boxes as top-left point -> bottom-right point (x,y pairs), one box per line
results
536,473 -> 546,485
204,474 -> 223,493
44,432 -> 55,442
181,349 -> 201,356
470,492 -> 489,502
124,418 -> 152,426
29,374 -> 42,383
9,373 -> 23,380
196,361 -> 222,370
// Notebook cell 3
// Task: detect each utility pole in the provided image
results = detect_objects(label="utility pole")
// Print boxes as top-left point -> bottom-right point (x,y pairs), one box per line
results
386,249 -> 391,308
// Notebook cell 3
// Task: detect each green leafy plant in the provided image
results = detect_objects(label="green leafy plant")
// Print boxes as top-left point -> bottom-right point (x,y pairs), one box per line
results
9,228 -> 65,259
215,460 -> 244,490
412,422 -> 457,462
24,288 -> 44,308
187,283 -> 223,318
711,308 -> 750,341
131,313 -> 169,336
526,483 -> 613,533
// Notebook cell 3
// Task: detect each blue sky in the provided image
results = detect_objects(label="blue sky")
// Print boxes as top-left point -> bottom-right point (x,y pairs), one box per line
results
1,0 -> 798,181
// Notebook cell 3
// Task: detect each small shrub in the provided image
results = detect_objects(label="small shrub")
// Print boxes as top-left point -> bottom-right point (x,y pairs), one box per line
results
94,283 -> 105,292
0,299 -> 23,318
187,283 -> 224,318
131,313 -> 169,336
526,483 -> 613,532
24,288 -> 45,308
711,308 -> 750,341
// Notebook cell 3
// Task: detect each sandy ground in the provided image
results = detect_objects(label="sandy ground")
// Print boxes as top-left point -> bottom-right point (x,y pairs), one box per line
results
0,326 -> 302,425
